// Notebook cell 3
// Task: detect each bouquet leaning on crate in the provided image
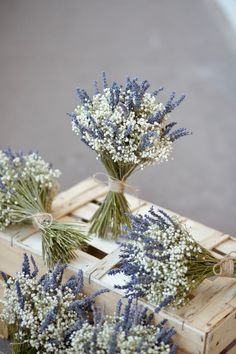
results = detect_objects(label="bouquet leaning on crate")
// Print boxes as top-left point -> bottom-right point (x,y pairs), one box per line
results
68,73 -> 190,239
110,207 -> 236,309
0,148 -> 88,267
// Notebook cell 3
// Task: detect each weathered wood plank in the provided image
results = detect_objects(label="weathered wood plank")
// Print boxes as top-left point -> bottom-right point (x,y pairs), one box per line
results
205,309 -> 236,354
185,219 -> 223,243
86,248 -> 121,280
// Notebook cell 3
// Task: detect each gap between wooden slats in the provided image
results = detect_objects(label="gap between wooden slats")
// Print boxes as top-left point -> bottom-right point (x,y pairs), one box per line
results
85,248 -> 121,280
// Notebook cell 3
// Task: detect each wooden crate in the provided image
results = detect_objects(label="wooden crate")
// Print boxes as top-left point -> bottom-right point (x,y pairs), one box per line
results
0,177 -> 236,354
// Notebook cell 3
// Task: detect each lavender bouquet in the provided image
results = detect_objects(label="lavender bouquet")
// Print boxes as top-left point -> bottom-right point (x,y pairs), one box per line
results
1,255 -> 176,353
0,254 -> 107,354
69,299 -> 177,354
69,73 -> 189,239
110,208 -> 236,309
0,148 -> 88,267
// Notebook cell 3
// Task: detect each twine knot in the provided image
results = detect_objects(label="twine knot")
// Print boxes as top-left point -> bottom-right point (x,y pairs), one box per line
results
213,253 -> 235,277
108,177 -> 126,193
10,212 -> 53,247
32,212 -> 53,231
93,173 -> 138,194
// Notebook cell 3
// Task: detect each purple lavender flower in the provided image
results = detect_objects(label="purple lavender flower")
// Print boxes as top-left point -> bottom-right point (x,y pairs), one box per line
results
0,271 -> 9,288
22,253 -> 31,276
39,306 -> 58,333
68,288 -> 109,312
30,255 -> 39,278
15,280 -> 25,310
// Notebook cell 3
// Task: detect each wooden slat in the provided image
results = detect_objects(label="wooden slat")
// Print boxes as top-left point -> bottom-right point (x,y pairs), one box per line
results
0,224 -> 35,244
124,193 -> 146,211
71,202 -> 99,221
180,278 -> 236,331
185,219 -> 223,243
87,235 -> 119,254
223,342 -> 236,354
201,234 -> 231,251
86,248 -> 121,280
190,279 -> 213,297
205,309 -> 236,354
171,278 -> 235,328
0,238 -> 47,278
215,238 -> 236,256
53,179 -> 108,219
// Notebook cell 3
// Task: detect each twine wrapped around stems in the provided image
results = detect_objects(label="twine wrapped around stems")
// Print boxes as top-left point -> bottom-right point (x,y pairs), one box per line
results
9,209 -> 87,267
10,212 -> 53,247
93,173 -> 138,194
11,212 -> 53,231
32,213 -> 53,230
213,253 -> 235,277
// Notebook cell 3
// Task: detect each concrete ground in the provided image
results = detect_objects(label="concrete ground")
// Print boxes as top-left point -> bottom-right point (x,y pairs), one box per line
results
0,0 -> 236,238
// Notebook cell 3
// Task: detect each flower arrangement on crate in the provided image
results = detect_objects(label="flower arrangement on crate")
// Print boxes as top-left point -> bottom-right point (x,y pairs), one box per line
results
109,207 -> 236,309
0,255 -> 177,354
0,148 -> 88,267
68,73 -> 190,239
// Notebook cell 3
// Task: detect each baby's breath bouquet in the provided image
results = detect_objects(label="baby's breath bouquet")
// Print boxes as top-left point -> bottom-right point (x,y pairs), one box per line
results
110,207 -> 236,309
69,299 -> 177,354
0,148 -> 88,266
69,73 -> 190,239
1,255 -> 176,354
0,254 -> 107,354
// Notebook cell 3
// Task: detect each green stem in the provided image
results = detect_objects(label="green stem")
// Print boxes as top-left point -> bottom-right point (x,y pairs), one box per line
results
6,177 -> 88,267
89,155 -> 137,239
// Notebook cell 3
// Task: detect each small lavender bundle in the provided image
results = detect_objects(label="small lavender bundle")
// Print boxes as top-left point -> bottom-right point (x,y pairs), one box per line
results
69,73 -> 190,239
0,254 -> 108,354
69,299 -> 177,354
0,148 -> 88,267
110,207 -> 236,309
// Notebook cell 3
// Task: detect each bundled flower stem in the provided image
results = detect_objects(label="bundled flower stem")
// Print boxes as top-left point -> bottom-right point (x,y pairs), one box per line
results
110,207 -> 236,309
0,254 -> 108,354
69,72 -> 190,239
90,157 -> 136,238
0,148 -> 88,267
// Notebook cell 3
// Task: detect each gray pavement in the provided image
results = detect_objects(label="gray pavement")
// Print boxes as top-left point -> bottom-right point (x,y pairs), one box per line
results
0,0 -> 236,235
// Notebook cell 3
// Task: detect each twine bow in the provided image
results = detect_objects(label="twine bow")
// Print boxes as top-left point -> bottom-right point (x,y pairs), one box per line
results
213,252 -> 236,277
93,172 -> 139,194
